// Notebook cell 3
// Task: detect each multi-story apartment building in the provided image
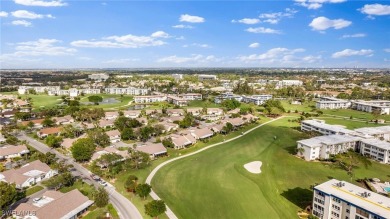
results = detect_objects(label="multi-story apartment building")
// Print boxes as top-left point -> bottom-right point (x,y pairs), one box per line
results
277,80 -> 303,87
178,93 -> 202,100
316,97 -> 352,110
354,126 -> 390,141
352,101 -> 390,115
312,179 -> 390,219
198,74 -> 217,81
242,95 -> 273,105
88,73 -> 109,81
297,135 -> 360,161
18,86 -> 60,95
105,87 -> 149,95
301,120 -> 358,136
134,95 -> 166,103
359,138 -> 390,164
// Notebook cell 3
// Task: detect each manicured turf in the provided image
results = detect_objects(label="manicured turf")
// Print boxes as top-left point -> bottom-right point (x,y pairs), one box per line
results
84,204 -> 119,219
322,108 -> 390,121
151,118 -> 390,219
319,117 -> 387,129
59,179 -> 96,199
26,185 -> 44,196
281,100 -> 316,112
186,100 -> 220,108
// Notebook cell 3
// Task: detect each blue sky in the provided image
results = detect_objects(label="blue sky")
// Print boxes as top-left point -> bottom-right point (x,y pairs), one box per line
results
0,0 -> 389,68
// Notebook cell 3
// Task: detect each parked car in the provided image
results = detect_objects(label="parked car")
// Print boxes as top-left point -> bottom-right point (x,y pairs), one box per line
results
99,180 -> 107,187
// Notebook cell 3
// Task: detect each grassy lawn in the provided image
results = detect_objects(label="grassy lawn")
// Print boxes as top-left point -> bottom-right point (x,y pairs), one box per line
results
59,179 -> 96,199
26,185 -> 44,196
281,100 -> 316,112
186,100 -> 220,108
84,204 -> 119,219
319,117 -> 387,129
80,94 -> 133,110
112,118 -> 269,219
322,109 -> 390,121
151,118 -> 390,219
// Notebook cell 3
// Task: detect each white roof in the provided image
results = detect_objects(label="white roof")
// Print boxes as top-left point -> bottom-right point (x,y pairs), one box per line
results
355,126 -> 390,135
302,120 -> 356,135
360,138 -> 390,150
315,179 -> 390,218
298,135 -> 360,148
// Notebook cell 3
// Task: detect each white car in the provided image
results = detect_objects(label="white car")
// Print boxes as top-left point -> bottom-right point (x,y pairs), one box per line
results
99,180 -> 107,187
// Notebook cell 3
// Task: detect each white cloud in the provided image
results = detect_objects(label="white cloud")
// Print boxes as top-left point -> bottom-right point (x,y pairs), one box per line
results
78,57 -> 92,61
249,43 -> 260,48
172,24 -> 193,29
332,49 -> 374,58
341,33 -> 366,39
1,39 -> 76,59
151,31 -> 170,38
11,20 -> 32,27
238,48 -> 322,66
157,54 -> 219,64
11,10 -> 54,19
71,32 -> 168,48
182,43 -> 211,48
309,16 -> 351,31
245,27 -> 281,34
0,11 -> 8,17
258,8 -> 298,24
359,4 -> 390,16
383,48 -> 390,53
179,14 -> 205,23
231,18 -> 260,24
14,0 -> 67,7
103,58 -> 139,64
295,0 -> 346,10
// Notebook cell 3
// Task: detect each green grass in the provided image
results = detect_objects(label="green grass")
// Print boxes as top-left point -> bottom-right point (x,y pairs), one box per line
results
322,109 -> 390,121
80,94 -> 133,110
186,100 -> 220,108
319,117 -> 387,129
59,179 -> 96,199
26,185 -> 44,196
281,100 -> 316,112
151,118 -> 390,219
84,204 -> 119,219
112,119 -> 268,219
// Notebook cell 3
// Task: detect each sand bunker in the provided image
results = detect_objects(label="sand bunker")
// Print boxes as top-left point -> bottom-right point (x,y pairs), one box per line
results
244,161 -> 262,174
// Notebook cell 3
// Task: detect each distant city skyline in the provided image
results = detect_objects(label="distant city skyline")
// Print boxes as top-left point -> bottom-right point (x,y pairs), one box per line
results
0,0 -> 389,69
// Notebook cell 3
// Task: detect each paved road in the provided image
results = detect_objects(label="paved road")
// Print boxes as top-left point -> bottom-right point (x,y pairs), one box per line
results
145,116 -> 285,219
19,133 -> 143,219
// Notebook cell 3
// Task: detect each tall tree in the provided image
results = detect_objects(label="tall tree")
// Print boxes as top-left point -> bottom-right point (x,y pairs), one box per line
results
136,183 -> 152,200
144,200 -> 166,219
333,150 -> 372,182
88,95 -> 103,105
70,138 -> 96,162
87,129 -> 110,147
94,187 -> 109,208
0,182 -> 17,210
45,135 -> 63,148
124,175 -> 138,192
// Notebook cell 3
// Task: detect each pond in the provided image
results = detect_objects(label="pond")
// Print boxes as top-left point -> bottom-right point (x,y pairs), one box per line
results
128,104 -> 147,110
82,98 -> 120,105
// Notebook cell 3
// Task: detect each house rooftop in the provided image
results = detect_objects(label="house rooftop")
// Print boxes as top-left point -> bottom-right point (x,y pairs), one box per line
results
0,145 -> 29,157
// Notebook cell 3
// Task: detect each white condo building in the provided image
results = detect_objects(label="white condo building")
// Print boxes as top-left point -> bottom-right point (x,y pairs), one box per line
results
277,80 -> 303,87
297,135 -> 360,161
352,101 -> 390,115
88,73 -> 109,81
242,95 -> 273,105
301,120 -> 359,136
198,74 -> 217,81
134,95 -> 166,103
312,179 -> 390,219
359,138 -> 390,164
316,97 -> 352,110
105,87 -> 149,95
18,86 -> 60,95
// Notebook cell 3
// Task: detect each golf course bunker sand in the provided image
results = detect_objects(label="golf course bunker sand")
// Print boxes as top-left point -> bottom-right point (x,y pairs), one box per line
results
244,161 -> 262,174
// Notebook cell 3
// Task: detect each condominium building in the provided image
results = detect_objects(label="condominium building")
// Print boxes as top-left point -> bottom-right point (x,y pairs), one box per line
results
312,179 -> 390,219
242,95 -> 273,105
277,80 -> 303,87
354,126 -> 390,141
178,93 -> 202,100
167,96 -> 188,107
352,101 -> 390,115
134,95 -> 166,103
105,87 -> 149,95
88,73 -> 109,81
214,93 -> 243,104
316,97 -> 352,110
301,120 -> 358,136
359,138 -> 390,164
172,74 -> 183,81
18,86 -> 60,95
198,74 -> 217,81
297,135 -> 360,161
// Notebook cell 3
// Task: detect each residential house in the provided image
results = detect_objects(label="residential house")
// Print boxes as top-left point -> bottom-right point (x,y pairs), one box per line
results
170,134 -> 196,149
0,145 -> 30,160
90,146 -> 129,163
136,143 -> 167,159
0,160 -> 57,188
105,130 -> 121,143
167,96 -> 188,107
105,111 -> 119,120
190,127 -> 214,140
167,109 -> 184,117
99,119 -> 115,129
158,121 -> 179,133
14,189 -> 94,219
53,115 -> 74,125
123,110 -> 141,119
21,119 -> 45,129
187,108 -> 202,116
37,127 -> 61,138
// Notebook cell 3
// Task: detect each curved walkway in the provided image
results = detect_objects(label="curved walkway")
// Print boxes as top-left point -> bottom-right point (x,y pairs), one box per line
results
145,116 -> 286,219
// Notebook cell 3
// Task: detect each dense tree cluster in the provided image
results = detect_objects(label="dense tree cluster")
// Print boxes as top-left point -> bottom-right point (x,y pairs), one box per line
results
221,99 -> 241,111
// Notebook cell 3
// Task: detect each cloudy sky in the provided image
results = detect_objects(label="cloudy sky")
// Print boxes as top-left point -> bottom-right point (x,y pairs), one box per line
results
0,0 -> 389,68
